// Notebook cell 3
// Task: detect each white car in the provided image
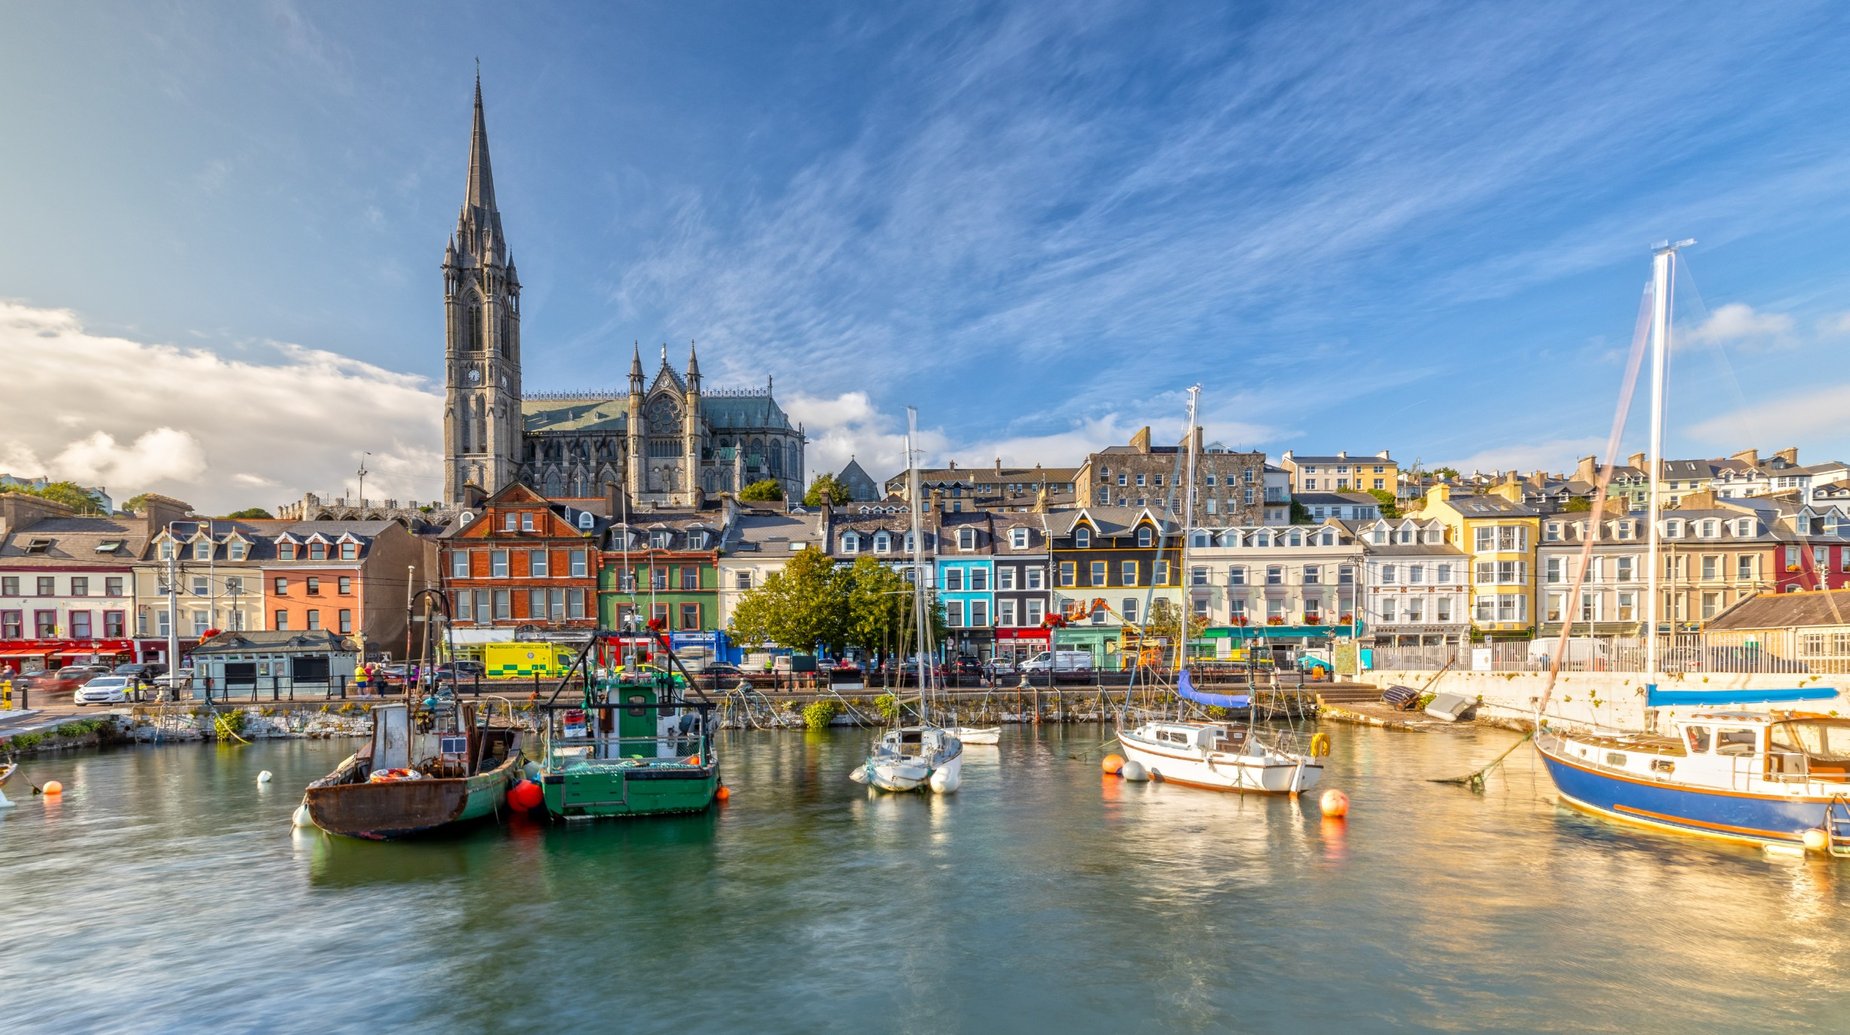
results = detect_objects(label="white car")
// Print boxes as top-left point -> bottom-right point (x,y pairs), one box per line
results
74,675 -> 136,706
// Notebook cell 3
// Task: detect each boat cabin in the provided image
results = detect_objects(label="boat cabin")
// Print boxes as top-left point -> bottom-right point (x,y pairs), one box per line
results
1146,722 -> 1250,754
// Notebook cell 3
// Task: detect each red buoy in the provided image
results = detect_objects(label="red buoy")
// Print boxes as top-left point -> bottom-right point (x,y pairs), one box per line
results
716,785 -> 731,803
507,779 -> 543,813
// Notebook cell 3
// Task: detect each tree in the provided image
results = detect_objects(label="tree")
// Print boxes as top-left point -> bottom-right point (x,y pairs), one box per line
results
1561,497 -> 1592,512
727,548 -> 847,654
842,556 -> 909,657
1143,598 -> 1209,644
224,507 -> 274,519
122,492 -> 153,514
739,479 -> 784,502
1289,500 -> 1311,525
803,473 -> 853,507
1433,466 -> 1461,481
3,481 -> 104,514
1366,488 -> 1400,519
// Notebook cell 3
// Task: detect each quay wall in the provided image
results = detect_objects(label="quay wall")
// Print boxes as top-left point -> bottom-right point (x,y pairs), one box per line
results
1359,669 -> 1847,732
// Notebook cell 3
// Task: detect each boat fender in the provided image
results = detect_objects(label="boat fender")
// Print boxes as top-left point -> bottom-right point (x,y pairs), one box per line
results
1121,761 -> 1150,782
849,765 -> 869,785
367,768 -> 423,783
929,767 -> 961,794
1309,733 -> 1331,757
291,802 -> 314,828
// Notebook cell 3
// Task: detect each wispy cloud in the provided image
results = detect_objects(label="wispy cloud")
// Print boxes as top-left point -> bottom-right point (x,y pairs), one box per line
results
1683,302 -> 1794,348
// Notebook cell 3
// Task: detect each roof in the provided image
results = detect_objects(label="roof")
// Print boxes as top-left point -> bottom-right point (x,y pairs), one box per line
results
1445,494 -> 1538,517
1294,492 -> 1380,506
0,516 -> 148,566
1707,589 -> 1850,632
1283,454 -> 1395,466
192,629 -> 356,654
726,512 -> 822,554
1059,506 -> 1176,537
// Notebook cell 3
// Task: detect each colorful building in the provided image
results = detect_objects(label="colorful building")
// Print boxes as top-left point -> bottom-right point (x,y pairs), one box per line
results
262,520 -> 428,655
1414,483 -> 1540,640
441,484 -> 603,659
1048,507 -> 1179,667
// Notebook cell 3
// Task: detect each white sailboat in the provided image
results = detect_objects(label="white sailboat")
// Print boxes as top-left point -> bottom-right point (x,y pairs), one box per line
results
1115,385 -> 1324,795
851,408 -> 965,793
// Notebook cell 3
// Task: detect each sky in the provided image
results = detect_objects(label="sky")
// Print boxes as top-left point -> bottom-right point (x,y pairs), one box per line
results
5,1 -> 1850,514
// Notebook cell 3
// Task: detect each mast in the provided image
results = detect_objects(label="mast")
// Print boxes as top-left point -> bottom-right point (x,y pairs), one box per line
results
906,408 -> 932,718
1181,385 -> 1201,670
1645,240 -> 1692,679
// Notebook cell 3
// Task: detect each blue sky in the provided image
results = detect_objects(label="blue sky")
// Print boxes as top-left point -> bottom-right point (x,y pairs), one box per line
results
4,1 -> 1850,511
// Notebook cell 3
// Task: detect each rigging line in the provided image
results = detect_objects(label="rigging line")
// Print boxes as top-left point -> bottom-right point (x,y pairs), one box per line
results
1674,257 -> 1757,450
1537,281 -> 1654,718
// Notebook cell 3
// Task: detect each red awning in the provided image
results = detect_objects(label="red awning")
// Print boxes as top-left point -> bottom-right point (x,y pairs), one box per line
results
0,648 -> 53,658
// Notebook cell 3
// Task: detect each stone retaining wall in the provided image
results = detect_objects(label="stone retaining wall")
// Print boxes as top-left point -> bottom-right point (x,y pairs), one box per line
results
1360,669 -> 1846,732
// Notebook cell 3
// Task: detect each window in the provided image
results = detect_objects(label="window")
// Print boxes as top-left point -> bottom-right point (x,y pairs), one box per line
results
37,576 -> 54,596
873,531 -> 891,553
1011,528 -> 1029,549
0,576 -> 14,596
192,539 -> 210,561
1025,599 -> 1045,627
104,611 -> 125,637
650,567 -> 668,591
572,549 -> 589,578
998,567 -> 1017,591
970,601 -> 989,627
528,589 -> 546,619
578,512 -> 595,531
159,539 -> 174,561
455,590 -> 474,622
336,576 -> 351,595
1121,598 -> 1139,623
568,589 -> 587,620
1135,473 -> 1146,487
549,589 -> 566,621
452,551 -> 470,579
841,531 -> 860,554
521,512 -> 535,532
947,601 -> 965,627
1229,566 -> 1247,586
1380,564 -> 1396,585
66,576 -> 88,597
1121,561 -> 1138,587
279,541 -> 296,560
651,531 -> 671,550
491,550 -> 509,577
1701,555 -> 1719,581
1025,567 -> 1044,590
997,600 -> 1018,626
1190,566 -> 1209,587
306,577 -> 321,595
1136,527 -> 1154,548
155,610 -> 169,636
1073,527 -> 1091,549
945,569 -> 965,591
309,541 -> 327,561
338,609 -> 353,633
273,577 -> 288,595
971,568 -> 989,591
68,611 -> 91,638
1154,561 -> 1171,584
190,576 -> 208,597
531,549 -> 549,577
273,610 -> 288,630
1266,565 -> 1284,586
494,590 -> 511,620
1436,597 -> 1453,622
1090,561 -> 1108,586
679,603 -> 700,630
228,540 -> 247,561
504,513 -> 517,531
958,528 -> 976,550
734,571 -> 752,590
340,541 -> 358,560
1304,566 -> 1322,586
1058,562 -> 1075,587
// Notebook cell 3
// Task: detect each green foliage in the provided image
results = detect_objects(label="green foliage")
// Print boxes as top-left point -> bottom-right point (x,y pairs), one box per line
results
223,507 -> 274,519
1366,488 -> 1400,518
3,481 -> 105,514
1561,497 -> 1592,512
1142,598 -> 1208,644
122,492 -> 152,514
874,693 -> 904,723
8,731 -> 47,751
55,718 -> 108,738
728,547 -> 848,653
1433,467 -> 1461,481
739,479 -> 785,502
1289,500 -> 1311,525
215,710 -> 248,737
802,699 -> 842,730
803,473 -> 854,507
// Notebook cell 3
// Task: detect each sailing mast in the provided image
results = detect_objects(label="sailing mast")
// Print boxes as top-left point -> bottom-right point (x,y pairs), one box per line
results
1645,240 -> 1693,678
1180,385 -> 1201,671
906,407 -> 933,722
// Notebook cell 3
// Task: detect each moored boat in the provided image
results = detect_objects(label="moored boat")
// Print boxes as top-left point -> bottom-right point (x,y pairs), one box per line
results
1118,717 -> 1322,794
536,670 -> 720,820
302,700 -> 523,840
946,725 -> 1000,746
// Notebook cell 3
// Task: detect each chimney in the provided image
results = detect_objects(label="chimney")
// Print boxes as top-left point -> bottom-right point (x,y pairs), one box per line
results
995,457 -> 1003,474
1337,450 -> 1348,459
133,493 -> 194,536
1732,448 -> 1759,467
930,488 -> 944,513
1624,452 -> 1643,471
0,492 -> 74,536
462,481 -> 487,510
721,491 -> 738,530
1130,426 -> 1152,454
819,489 -> 833,510
1575,456 -> 1598,483
1774,446 -> 1798,465
1376,449 -> 1391,460
603,479 -> 621,520
948,460 -> 957,471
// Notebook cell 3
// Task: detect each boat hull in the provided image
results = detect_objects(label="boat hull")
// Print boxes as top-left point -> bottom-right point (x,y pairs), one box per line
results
304,753 -> 522,840
540,763 -> 720,819
1119,733 -> 1321,794
1536,738 -> 1839,849
948,726 -> 999,746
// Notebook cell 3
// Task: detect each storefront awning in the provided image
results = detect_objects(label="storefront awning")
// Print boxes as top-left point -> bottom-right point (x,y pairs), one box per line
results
0,648 -> 53,658
1204,623 -> 1365,639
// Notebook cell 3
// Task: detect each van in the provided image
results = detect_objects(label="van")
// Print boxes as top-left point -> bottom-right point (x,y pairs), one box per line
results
1019,650 -> 1095,677
1526,637 -> 1608,670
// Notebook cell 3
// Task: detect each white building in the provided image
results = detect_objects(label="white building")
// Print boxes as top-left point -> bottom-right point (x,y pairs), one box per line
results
1354,516 -> 1470,647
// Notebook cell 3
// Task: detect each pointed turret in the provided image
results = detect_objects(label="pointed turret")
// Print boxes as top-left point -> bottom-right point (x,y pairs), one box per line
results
629,342 -> 645,388
686,340 -> 702,389
465,73 -> 499,224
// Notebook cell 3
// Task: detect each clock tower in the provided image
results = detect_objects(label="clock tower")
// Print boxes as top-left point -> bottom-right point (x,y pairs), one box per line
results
442,74 -> 523,505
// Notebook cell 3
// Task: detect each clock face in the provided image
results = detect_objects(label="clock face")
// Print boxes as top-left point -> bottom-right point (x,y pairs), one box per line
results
499,373 -> 508,389
465,368 -> 482,385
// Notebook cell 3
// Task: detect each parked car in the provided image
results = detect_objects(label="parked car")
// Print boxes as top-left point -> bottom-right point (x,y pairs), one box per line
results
433,660 -> 487,683
949,656 -> 984,685
695,662 -> 748,689
984,657 -> 1017,680
74,675 -> 136,706
113,661 -> 168,682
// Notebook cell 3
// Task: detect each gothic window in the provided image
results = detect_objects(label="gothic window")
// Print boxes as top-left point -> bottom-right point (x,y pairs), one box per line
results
469,304 -> 483,352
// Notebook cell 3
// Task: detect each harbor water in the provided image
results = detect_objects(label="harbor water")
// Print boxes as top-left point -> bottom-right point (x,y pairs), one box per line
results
3,725 -> 1848,1033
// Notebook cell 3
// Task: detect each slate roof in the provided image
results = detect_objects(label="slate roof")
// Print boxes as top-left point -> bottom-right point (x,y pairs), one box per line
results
0,516 -> 149,566
1707,589 -> 1850,631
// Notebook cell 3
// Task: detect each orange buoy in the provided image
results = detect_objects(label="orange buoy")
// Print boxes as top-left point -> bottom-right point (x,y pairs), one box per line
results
506,779 -> 543,813
42,780 -> 63,796
1319,789 -> 1349,818
1101,753 -> 1126,776
716,785 -> 731,803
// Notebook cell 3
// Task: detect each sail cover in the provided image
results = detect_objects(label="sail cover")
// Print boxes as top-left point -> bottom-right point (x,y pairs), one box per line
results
1178,668 -> 1251,710
1645,683 -> 1840,708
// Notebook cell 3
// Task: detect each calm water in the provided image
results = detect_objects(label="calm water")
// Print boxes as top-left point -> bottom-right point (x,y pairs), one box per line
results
3,724 -> 1847,1034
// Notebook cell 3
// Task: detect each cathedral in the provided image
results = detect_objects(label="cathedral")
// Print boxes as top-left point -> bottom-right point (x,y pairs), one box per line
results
441,78 -> 806,508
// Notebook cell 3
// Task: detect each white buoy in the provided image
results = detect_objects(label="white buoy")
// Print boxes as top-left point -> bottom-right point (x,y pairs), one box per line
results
1121,760 -> 1150,782
523,760 -> 543,780
929,767 -> 961,794
256,770 -> 273,784
292,802 -> 314,828
848,765 -> 869,785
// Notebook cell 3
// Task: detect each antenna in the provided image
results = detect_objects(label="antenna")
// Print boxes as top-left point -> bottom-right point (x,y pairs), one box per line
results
356,452 -> 372,504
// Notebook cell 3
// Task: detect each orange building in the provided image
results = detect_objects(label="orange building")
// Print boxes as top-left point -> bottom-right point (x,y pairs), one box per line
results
260,521 -> 428,657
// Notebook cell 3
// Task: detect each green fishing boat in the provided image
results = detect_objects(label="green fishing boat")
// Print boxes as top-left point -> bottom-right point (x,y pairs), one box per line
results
535,636 -> 720,820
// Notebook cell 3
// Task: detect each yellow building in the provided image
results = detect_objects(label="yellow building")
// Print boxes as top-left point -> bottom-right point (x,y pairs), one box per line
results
1413,482 -> 1539,640
1278,450 -> 1399,497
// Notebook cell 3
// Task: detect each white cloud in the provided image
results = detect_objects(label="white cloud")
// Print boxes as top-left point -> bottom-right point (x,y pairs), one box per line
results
1687,384 -> 1850,447
1684,302 -> 1794,347
1438,437 -> 1609,479
1822,312 -> 1850,336
0,300 -> 441,514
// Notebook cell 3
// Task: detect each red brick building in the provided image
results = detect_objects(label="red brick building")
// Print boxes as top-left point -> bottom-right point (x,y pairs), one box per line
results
440,484 -> 605,658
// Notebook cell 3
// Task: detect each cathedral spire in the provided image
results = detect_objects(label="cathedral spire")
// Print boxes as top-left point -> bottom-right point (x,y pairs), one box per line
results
629,342 -> 645,387
462,70 -> 502,243
686,340 -> 701,383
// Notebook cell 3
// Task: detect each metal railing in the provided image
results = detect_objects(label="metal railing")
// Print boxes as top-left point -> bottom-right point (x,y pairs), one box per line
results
1369,630 -> 1848,675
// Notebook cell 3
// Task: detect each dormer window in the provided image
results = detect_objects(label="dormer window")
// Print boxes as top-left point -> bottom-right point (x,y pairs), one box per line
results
1073,527 -> 1091,549
309,542 -> 327,561
340,541 -> 359,560
1009,528 -> 1028,550
228,540 -> 246,561
578,512 -> 595,531
874,531 -> 892,553
1664,519 -> 1683,538
1700,519 -> 1718,538
193,540 -> 211,561
1371,529 -> 1387,545
842,532 -> 861,554
651,531 -> 671,549
279,542 -> 296,560
957,528 -> 976,550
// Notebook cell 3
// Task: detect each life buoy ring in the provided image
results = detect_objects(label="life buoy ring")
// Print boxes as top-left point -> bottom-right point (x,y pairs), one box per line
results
1309,733 -> 1331,757
368,767 -> 422,783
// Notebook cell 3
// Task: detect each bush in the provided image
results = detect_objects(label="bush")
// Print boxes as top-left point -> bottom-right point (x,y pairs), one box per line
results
874,693 -> 903,723
802,700 -> 842,730
55,718 -> 108,738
